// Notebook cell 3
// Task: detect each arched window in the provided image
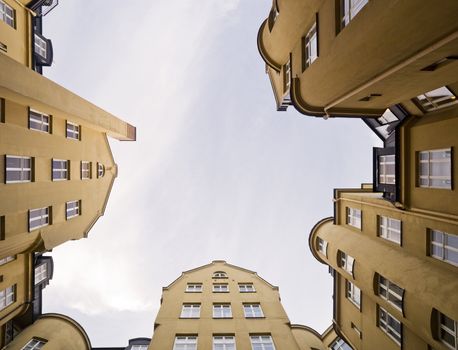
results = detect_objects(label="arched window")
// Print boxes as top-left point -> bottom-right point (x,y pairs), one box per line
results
213,271 -> 227,279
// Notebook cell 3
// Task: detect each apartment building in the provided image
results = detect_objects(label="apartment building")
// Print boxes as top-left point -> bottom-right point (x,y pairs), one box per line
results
148,260 -> 348,350
257,0 -> 458,117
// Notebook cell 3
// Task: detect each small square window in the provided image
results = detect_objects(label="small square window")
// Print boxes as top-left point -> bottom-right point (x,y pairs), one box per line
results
347,207 -> 362,229
239,283 -> 255,293
97,163 -> 105,178
66,121 -> 80,140
81,161 -> 91,180
34,34 -> 47,59
0,1 -> 15,28
378,216 -> 401,244
250,335 -> 275,350
378,155 -> 395,184
5,155 -> 32,183
339,251 -> 355,276
52,159 -> 69,181
213,304 -> 232,318
29,109 -> 51,133
0,285 -> 15,310
346,280 -> 361,309
377,274 -> 403,311
186,284 -> 202,293
28,207 -> 50,231
303,22 -> 317,70
0,256 -> 15,266
283,60 -> 291,94
430,229 -> 458,267
438,311 -> 457,350
418,149 -> 452,189
66,200 -> 80,220
317,237 -> 328,257
213,335 -> 235,350
34,264 -> 47,285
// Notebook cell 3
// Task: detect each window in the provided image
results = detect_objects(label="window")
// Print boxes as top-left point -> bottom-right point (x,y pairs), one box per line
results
97,163 -> 105,178
250,335 -> 275,350
81,161 -> 91,180
66,121 -> 80,140
180,304 -> 200,318
52,159 -> 69,181
0,256 -> 15,266
419,149 -> 452,189
378,109 -> 398,125
0,1 -> 15,28
377,275 -> 403,311
347,207 -> 361,229
213,335 -> 235,350
430,229 -> 458,266
339,251 -> 355,276
0,285 -> 15,310
131,346 -> 148,350
173,335 -> 197,350
20,339 -> 46,350
34,264 -> 47,285
66,200 -> 80,220
340,0 -> 369,29
284,60 -> 291,93
29,109 -> 50,133
352,323 -> 362,338
186,283 -> 202,293
379,155 -> 395,184
438,311 -> 457,350
34,34 -> 47,59
346,280 -> 361,309
303,22 -> 317,69
317,237 -> 328,256
244,304 -> 264,318
416,87 -> 458,112
378,305 -> 402,345
29,207 -> 50,231
330,337 -> 352,350
239,283 -> 255,293
378,216 -> 401,244
213,283 -> 229,293
213,304 -> 232,318
5,155 -> 32,183
213,271 -> 227,278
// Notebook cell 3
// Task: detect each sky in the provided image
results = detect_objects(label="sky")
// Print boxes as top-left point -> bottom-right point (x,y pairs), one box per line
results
41,0 -> 380,347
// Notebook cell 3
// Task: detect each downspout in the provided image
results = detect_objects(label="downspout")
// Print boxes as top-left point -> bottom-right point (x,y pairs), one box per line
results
323,30 -> 458,116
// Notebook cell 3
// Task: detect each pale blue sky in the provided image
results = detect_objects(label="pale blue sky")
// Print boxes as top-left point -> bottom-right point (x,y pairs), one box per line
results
42,0 -> 380,346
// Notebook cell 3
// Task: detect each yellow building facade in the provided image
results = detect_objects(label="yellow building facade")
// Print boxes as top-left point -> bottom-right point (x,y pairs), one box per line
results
257,0 -> 458,117
149,260 -> 347,350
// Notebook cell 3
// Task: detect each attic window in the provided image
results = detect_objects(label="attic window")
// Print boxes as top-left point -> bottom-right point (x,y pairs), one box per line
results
213,271 -> 227,279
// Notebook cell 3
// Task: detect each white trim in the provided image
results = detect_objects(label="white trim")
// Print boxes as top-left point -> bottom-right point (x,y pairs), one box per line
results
379,216 -> 401,244
213,335 -> 235,350
431,229 -> 458,267
418,148 -> 452,189
378,275 -> 403,311
0,285 -> 15,310
66,200 -> 80,219
0,1 -> 15,28
346,280 -> 361,309
213,304 -> 232,318
52,159 -> 69,181
173,335 -> 197,350
66,121 -> 80,140
34,34 -> 47,59
243,304 -> 264,318
249,335 -> 276,350
304,23 -> 317,68
29,207 -> 50,231
5,155 -> 32,183
347,207 -> 362,229
180,304 -> 201,318
239,283 -> 255,293
378,305 -> 402,345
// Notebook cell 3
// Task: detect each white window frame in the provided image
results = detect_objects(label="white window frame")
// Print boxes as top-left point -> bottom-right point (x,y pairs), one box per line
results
418,148 -> 452,189
180,304 -> 201,319
213,284 -> 229,293
304,23 -> 317,68
213,335 -> 236,350
379,155 -> 395,184
66,121 -> 80,140
28,207 -> 50,231
340,0 -> 369,29
284,60 -> 291,93
97,163 -> 105,178
250,335 -> 276,350
330,337 -> 352,350
5,155 -> 32,183
186,283 -> 202,293
0,285 -> 15,310
66,200 -> 80,220
378,305 -> 402,345
0,256 -> 15,266
439,312 -> 457,350
378,216 -> 401,245
430,229 -> 458,267
346,280 -> 361,309
317,237 -> 328,257
239,283 -> 255,293
173,335 -> 197,350
52,159 -> 69,181
347,207 -> 362,229
377,275 -> 403,312
29,109 -> 50,133
213,304 -> 232,318
34,34 -> 47,59
416,86 -> 458,112
244,304 -> 264,318
34,263 -> 47,285
20,338 -> 47,350
339,251 -> 355,276
0,1 -> 15,28
130,346 -> 148,350
81,161 -> 91,180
